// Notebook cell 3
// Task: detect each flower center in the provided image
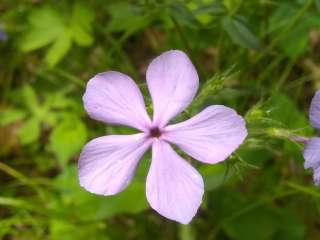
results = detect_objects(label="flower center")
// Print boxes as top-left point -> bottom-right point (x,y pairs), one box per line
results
149,127 -> 162,138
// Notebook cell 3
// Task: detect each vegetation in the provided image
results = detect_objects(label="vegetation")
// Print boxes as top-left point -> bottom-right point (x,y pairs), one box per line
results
1,0 -> 320,239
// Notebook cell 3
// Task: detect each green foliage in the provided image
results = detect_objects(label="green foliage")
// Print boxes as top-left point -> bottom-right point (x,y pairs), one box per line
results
52,165 -> 148,220
20,3 -> 94,67
210,189 -> 306,240
107,2 -> 155,38
50,114 -> 87,167
222,16 -> 260,50
0,109 -> 26,126
2,0 -> 320,239
269,2 -> 320,58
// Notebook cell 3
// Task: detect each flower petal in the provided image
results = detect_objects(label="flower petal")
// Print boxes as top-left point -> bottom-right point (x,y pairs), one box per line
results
310,90 -> 320,129
146,140 -> 204,224
83,71 -> 151,131
163,105 -> 247,164
313,168 -> 320,186
146,50 -> 199,127
79,133 -> 151,195
303,137 -> 320,170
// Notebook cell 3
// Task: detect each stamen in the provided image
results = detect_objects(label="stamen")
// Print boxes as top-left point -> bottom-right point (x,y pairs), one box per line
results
149,127 -> 162,138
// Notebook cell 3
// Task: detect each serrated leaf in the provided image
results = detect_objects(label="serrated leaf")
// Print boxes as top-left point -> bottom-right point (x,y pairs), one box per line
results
46,29 -> 72,67
222,16 -> 260,49
50,115 -> 87,166
70,3 -> 94,46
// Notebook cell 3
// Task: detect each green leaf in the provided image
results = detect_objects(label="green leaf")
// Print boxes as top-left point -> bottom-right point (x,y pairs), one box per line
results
212,189 -> 300,240
107,3 -> 151,36
20,4 -> 94,67
50,115 -> 87,166
18,118 -> 41,145
45,29 -> 72,67
20,7 -> 64,51
265,94 -> 310,131
52,165 -> 149,221
280,23 -> 309,58
223,0 -> 242,14
0,109 -> 26,126
274,208 -> 305,240
170,4 -> 200,27
96,179 -> 148,218
70,3 -> 94,46
224,205 -> 279,240
222,16 -> 260,49
50,219 -> 109,240
199,164 -> 235,191
317,0 -> 320,11
21,85 -> 38,113
268,4 -> 320,58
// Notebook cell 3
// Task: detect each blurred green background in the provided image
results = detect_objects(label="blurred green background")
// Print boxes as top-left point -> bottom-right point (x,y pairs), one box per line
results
1,0 -> 320,239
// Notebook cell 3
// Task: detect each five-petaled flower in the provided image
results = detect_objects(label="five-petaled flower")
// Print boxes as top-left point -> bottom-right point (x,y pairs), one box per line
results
303,90 -> 320,185
79,50 -> 248,224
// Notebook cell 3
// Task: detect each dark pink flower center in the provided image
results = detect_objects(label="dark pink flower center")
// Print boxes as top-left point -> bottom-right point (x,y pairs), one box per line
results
149,127 -> 162,138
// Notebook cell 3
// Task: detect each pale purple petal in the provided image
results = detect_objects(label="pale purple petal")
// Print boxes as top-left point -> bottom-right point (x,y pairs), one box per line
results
146,140 -> 204,224
163,105 -> 247,164
303,137 -> 320,170
310,90 -> 320,129
146,50 -> 199,127
302,138 -> 320,186
0,28 -> 8,41
83,71 -> 151,131
79,133 -> 151,195
313,168 -> 320,186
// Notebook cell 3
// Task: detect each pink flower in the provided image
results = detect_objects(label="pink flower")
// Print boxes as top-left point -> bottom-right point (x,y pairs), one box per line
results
79,50 -> 247,224
303,90 -> 320,185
